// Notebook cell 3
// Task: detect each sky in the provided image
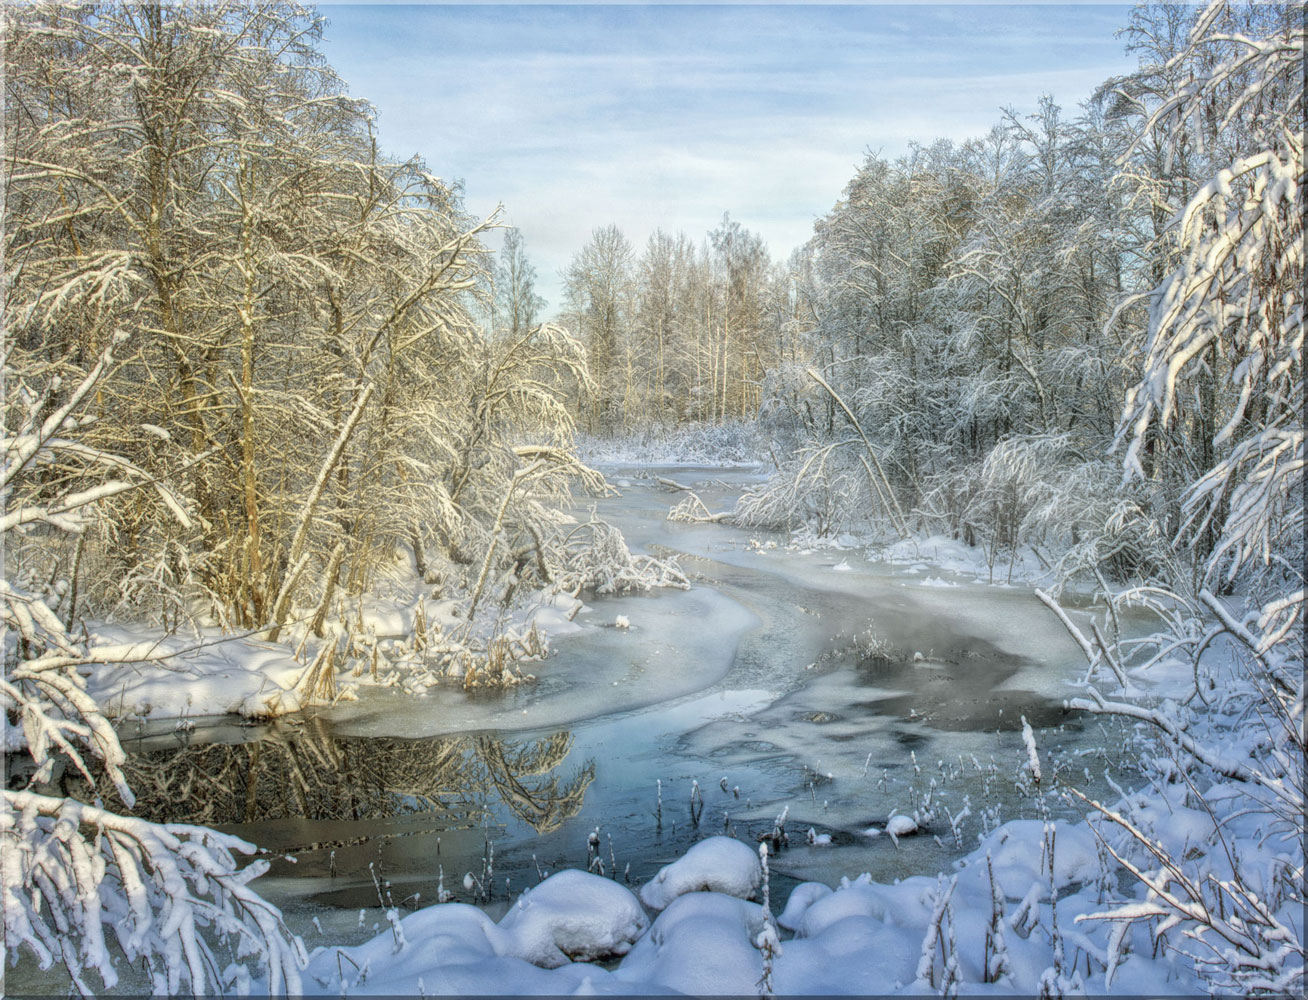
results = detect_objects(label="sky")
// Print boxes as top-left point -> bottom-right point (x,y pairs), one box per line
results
317,2 -> 1139,311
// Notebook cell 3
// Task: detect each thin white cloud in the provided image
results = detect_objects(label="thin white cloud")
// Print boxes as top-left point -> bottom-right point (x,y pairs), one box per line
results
319,4 -> 1138,309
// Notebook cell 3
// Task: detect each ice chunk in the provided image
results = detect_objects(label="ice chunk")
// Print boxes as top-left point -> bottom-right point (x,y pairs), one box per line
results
638,836 -> 761,910
498,870 -> 648,968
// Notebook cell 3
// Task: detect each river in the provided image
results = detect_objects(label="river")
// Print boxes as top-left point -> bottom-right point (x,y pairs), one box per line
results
107,465 -> 1130,947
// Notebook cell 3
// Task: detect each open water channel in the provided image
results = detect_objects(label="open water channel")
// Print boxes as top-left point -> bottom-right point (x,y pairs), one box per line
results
105,466 -> 1132,945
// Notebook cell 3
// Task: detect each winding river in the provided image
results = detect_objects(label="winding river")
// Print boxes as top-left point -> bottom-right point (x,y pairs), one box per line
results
110,466 -> 1131,943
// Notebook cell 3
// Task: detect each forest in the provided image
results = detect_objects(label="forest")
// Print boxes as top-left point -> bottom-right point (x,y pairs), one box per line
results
2,1 -> 1302,996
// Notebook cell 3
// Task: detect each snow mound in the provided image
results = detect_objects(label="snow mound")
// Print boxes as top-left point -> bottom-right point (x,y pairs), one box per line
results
498,870 -> 648,968
304,902 -> 506,992
617,892 -> 764,994
638,836 -> 761,910
958,819 -> 1099,899
776,880 -> 833,930
886,813 -> 918,839
795,875 -> 938,938
773,917 -> 923,993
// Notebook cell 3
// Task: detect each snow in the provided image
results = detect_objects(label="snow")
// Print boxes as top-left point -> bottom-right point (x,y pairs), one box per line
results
616,892 -> 765,995
918,574 -> 960,588
80,624 -> 307,720
885,813 -> 918,839
497,870 -> 648,967
576,420 -> 766,468
956,819 -> 1100,899
875,533 -> 1052,588
305,816 -> 1204,996
776,881 -> 832,930
637,836 -> 762,910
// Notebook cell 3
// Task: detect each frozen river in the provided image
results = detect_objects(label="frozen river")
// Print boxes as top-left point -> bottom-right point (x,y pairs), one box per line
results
114,466 -> 1131,944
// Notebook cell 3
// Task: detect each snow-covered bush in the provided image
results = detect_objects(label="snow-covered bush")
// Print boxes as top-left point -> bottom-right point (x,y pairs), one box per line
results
2,338 -> 305,994
919,434 -> 1179,589
1039,4 -> 1306,969
547,515 -> 689,595
3,3 -> 610,653
2,791 -> 306,995
735,442 -> 867,535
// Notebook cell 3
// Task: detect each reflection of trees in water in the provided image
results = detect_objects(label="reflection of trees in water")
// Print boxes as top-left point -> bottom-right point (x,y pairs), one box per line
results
97,721 -> 593,834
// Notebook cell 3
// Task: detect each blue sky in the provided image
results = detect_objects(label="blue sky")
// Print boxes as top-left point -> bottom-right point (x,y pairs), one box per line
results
317,3 -> 1138,310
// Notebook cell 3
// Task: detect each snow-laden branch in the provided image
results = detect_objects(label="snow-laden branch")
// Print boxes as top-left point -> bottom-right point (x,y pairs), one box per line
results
2,332 -> 127,490
2,789 -> 307,996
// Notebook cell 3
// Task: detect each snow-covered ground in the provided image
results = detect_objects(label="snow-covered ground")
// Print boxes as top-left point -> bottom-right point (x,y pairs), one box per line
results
71,585 -> 585,724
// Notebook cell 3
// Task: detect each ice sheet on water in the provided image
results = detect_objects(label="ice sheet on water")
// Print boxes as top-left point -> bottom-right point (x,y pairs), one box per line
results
321,585 -> 758,739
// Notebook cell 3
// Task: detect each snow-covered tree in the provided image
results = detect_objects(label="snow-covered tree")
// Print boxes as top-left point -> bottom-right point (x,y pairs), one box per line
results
4,0 -> 606,650
2,336 -> 305,994
494,227 -> 547,339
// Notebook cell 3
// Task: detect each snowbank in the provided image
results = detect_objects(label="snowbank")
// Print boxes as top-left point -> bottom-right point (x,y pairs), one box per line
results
73,583 -> 586,723
302,821 -> 1204,995
81,624 -> 307,720
874,533 -> 1053,588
